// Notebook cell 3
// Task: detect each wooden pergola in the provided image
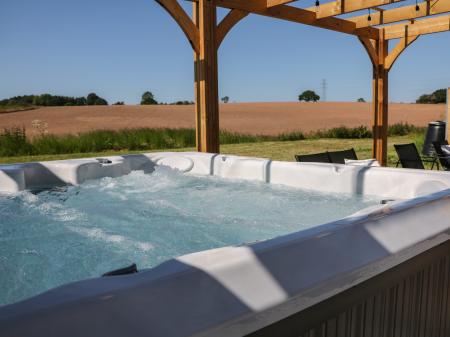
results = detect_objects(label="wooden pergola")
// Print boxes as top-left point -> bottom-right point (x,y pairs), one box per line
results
156,0 -> 450,166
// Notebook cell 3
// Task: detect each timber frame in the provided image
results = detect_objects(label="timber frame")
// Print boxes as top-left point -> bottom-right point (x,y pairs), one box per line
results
156,0 -> 450,165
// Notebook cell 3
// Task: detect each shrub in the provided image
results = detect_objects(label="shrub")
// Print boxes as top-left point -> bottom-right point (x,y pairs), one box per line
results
314,126 -> 372,139
388,122 -> 423,136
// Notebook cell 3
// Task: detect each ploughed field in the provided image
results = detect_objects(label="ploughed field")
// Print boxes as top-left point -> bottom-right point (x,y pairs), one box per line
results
0,102 -> 444,137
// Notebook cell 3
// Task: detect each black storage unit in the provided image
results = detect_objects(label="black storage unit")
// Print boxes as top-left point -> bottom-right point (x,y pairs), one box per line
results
422,121 -> 446,156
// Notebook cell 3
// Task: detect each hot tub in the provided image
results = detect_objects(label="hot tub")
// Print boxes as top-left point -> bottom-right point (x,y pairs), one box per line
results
1,152 -> 450,336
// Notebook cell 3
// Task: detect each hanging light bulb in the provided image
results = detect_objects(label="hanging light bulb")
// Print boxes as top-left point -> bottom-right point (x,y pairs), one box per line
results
315,0 -> 320,13
367,8 -> 372,22
415,0 -> 420,11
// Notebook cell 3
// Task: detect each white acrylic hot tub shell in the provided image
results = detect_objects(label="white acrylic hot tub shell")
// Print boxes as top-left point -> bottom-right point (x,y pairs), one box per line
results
1,152 -> 450,337
2,152 -> 450,199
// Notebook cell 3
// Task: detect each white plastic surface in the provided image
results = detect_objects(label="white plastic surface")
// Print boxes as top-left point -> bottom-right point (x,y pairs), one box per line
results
2,152 -> 450,337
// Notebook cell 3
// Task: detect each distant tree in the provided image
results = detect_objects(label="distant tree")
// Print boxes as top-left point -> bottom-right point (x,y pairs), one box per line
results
94,98 -> 108,105
113,101 -> 125,105
416,89 -> 447,104
172,100 -> 194,105
431,89 -> 447,103
357,98 -> 366,102
298,90 -> 320,102
86,93 -> 108,105
75,97 -> 87,106
416,94 -> 431,104
221,96 -> 230,104
86,93 -> 98,105
141,91 -> 158,105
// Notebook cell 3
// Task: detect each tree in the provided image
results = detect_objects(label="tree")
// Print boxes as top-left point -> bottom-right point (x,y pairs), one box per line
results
357,98 -> 366,102
86,93 -> 108,105
113,101 -> 124,105
94,98 -> 108,105
416,89 -> 447,104
141,91 -> 158,105
87,93 -> 98,105
416,94 -> 431,104
431,89 -> 446,104
298,90 -> 320,102
221,96 -> 230,104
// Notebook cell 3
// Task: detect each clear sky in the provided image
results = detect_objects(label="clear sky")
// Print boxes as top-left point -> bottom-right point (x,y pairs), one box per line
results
1,0 -> 449,104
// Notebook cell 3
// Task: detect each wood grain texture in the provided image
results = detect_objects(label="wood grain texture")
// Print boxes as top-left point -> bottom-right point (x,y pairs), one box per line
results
308,0 -> 405,19
194,0 -> 220,153
247,240 -> 450,337
349,0 -> 450,29
155,0 -> 200,53
216,9 -> 248,47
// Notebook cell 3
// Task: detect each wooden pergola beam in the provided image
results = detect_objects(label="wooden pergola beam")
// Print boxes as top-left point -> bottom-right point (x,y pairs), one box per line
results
266,0 -> 298,7
308,0 -> 405,19
384,14 -> 450,40
349,0 -> 450,29
216,9 -> 248,47
156,0 -> 200,53
215,0 -> 379,39
385,35 -> 419,70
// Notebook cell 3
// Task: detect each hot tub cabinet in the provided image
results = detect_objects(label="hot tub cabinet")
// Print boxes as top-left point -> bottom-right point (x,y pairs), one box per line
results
1,152 -> 450,337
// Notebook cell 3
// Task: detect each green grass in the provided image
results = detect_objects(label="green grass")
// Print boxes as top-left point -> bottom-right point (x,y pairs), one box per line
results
0,124 -> 427,167
0,123 -> 424,157
0,135 -> 419,167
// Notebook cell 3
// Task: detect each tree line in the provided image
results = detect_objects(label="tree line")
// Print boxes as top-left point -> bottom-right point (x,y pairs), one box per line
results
4,88 -> 445,108
416,89 -> 447,104
0,93 -> 108,107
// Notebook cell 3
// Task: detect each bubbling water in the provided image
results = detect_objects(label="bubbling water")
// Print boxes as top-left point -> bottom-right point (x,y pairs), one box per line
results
0,167 -> 377,305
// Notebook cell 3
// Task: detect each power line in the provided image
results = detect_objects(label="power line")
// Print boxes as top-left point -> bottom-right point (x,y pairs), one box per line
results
321,78 -> 327,102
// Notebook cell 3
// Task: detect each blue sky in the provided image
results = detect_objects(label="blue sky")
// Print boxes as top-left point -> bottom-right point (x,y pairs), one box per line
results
0,0 -> 449,104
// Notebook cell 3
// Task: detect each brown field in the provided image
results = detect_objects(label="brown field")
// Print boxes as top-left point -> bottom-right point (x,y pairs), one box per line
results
0,102 -> 445,137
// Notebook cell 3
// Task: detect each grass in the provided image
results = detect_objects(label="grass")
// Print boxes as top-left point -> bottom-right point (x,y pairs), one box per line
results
0,123 -> 427,167
0,135 -> 419,167
0,123 -> 423,157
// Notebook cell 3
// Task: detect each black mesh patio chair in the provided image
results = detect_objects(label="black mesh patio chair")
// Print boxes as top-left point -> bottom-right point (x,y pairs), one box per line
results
328,148 -> 358,164
432,140 -> 450,170
295,152 -> 331,163
394,143 -> 438,170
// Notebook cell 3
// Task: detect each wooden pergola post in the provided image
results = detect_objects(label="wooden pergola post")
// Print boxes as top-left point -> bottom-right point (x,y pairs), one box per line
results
372,33 -> 389,166
193,0 -> 220,153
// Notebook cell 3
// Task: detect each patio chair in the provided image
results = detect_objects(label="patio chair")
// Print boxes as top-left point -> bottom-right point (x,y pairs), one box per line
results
394,143 -> 438,170
328,148 -> 358,164
432,140 -> 450,171
295,152 -> 331,163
